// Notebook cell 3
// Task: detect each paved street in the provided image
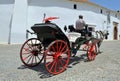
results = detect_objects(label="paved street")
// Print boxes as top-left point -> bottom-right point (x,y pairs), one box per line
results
0,40 -> 120,81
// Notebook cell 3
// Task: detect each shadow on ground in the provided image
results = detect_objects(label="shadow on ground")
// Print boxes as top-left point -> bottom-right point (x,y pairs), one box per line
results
18,63 -> 54,79
18,52 -> 103,79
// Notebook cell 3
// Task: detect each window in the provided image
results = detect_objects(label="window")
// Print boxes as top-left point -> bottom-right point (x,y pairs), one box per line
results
73,4 -> 77,9
100,9 -> 103,14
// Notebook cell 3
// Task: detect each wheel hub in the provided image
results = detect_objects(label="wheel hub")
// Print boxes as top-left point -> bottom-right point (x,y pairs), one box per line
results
54,52 -> 61,59
32,50 -> 39,56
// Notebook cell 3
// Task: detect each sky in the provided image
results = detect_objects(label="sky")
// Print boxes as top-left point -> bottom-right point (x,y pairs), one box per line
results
90,0 -> 120,11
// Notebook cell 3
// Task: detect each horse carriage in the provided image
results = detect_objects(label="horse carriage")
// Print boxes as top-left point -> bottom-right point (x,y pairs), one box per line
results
20,17 -> 104,75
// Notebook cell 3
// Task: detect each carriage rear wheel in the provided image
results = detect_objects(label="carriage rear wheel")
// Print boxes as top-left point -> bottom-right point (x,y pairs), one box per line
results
44,40 -> 70,74
87,42 -> 97,61
20,38 -> 44,67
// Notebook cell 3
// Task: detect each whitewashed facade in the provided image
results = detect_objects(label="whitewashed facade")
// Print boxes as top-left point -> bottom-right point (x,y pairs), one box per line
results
0,0 -> 120,44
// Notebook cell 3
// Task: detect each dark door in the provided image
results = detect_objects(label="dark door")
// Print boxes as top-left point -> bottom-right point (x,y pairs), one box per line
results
114,26 -> 118,40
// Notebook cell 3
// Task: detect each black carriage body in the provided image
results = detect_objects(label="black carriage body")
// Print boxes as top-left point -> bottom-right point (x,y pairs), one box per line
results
31,23 -> 70,47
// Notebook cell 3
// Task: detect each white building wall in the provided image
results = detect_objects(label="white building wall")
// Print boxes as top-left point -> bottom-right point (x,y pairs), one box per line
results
28,0 -> 106,32
11,0 -> 28,44
0,4 -> 14,44
0,0 -> 120,44
27,0 -> 120,40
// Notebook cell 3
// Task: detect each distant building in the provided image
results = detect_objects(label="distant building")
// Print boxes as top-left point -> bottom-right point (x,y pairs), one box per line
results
0,0 -> 120,44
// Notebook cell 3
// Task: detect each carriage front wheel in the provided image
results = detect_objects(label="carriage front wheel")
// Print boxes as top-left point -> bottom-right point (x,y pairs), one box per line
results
87,42 -> 97,61
44,40 -> 70,74
20,38 -> 44,67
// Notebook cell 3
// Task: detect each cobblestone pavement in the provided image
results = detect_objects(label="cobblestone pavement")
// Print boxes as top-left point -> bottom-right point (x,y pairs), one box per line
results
0,40 -> 120,81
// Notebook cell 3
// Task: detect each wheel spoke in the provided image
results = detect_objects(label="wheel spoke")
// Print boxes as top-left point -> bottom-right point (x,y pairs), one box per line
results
49,60 -> 56,72
31,56 -> 34,65
34,40 -> 39,51
22,52 -> 31,55
35,39 -> 37,44
26,43 -> 33,51
26,55 -> 33,64
23,48 -> 31,53
61,49 -> 68,54
46,61 -> 53,67
90,47 -> 93,52
88,50 -> 92,60
36,55 -> 41,61
46,51 -> 55,56
59,59 -> 64,67
61,57 -> 67,63
54,60 -> 57,73
23,54 -> 32,61
91,45 -> 94,51
56,59 -> 60,71
51,45 -> 56,52
31,39 -> 36,50
56,42 -> 58,52
60,44 -> 67,53
31,39 -> 33,45
59,42 -> 63,52
57,59 -> 64,71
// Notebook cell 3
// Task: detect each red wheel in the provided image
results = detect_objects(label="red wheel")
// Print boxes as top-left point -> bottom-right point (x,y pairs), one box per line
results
87,42 -> 97,61
44,40 -> 70,74
20,38 -> 44,67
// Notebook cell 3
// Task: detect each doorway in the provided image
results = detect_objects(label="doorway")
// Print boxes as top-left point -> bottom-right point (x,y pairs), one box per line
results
114,26 -> 118,40
113,22 -> 118,40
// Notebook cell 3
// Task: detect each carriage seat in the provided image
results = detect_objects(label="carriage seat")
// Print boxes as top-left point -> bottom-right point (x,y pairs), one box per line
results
68,25 -> 92,37
31,23 -> 69,47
